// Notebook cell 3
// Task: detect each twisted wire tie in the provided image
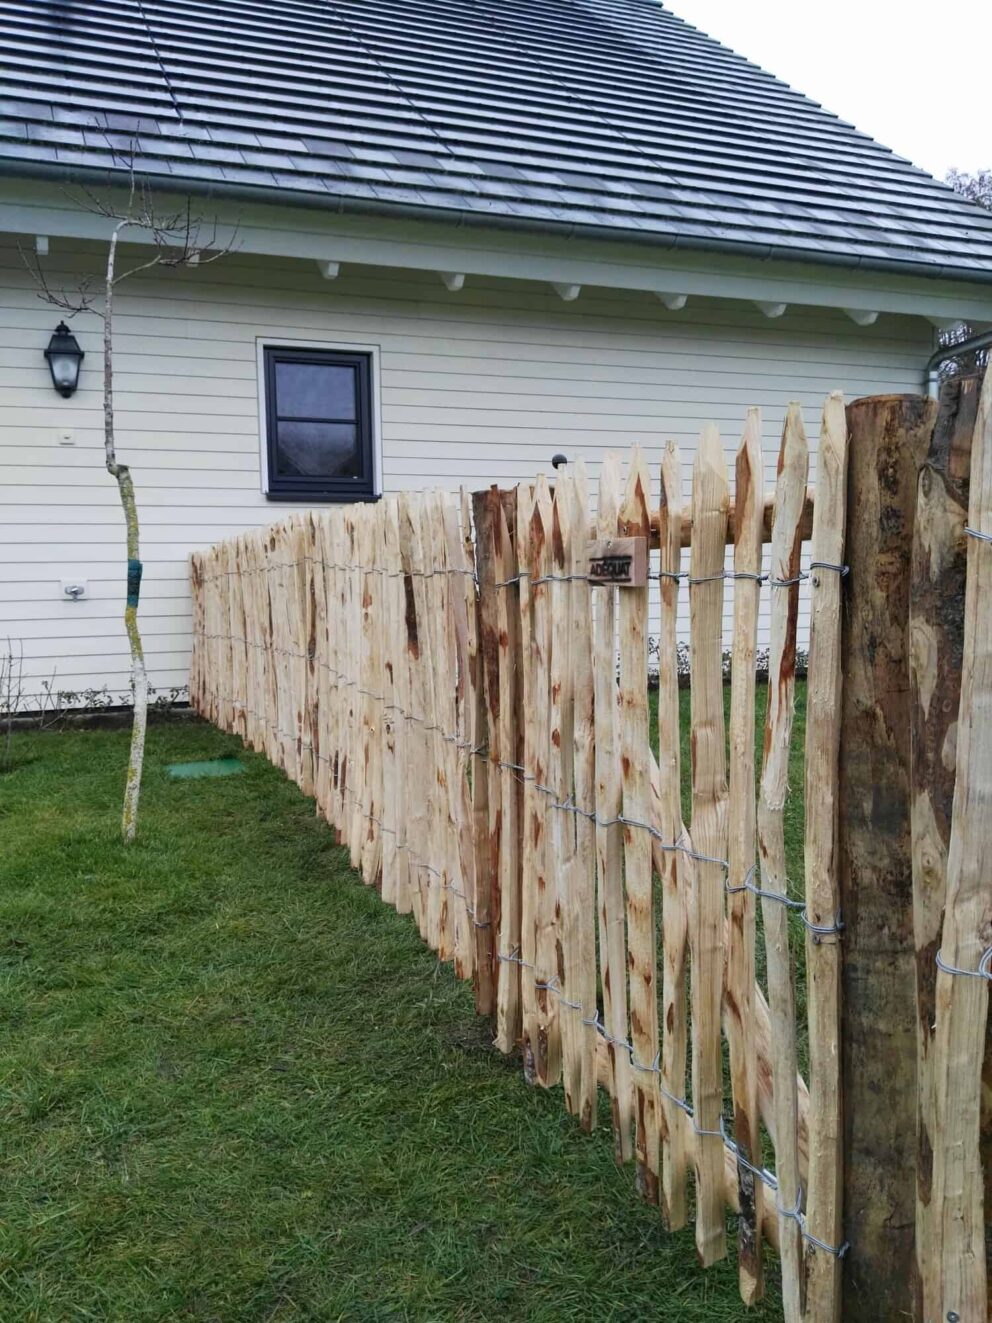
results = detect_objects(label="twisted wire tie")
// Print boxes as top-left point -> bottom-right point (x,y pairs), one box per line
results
726,866 -> 844,943
809,561 -> 849,578
803,1227 -> 850,1260
935,946 -> 992,980
769,573 -> 808,587
965,525 -> 992,543
776,1187 -> 804,1224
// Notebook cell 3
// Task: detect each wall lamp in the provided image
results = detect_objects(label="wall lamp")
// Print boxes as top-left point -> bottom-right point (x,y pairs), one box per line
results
45,321 -> 84,397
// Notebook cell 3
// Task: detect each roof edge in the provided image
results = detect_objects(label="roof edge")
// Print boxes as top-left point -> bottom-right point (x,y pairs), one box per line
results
5,157 -> 992,287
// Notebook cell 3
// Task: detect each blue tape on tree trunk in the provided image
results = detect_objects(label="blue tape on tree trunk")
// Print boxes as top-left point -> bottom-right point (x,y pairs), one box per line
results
127,558 -> 142,608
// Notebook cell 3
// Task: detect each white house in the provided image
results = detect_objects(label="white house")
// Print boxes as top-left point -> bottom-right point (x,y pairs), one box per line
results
1,0 -> 990,707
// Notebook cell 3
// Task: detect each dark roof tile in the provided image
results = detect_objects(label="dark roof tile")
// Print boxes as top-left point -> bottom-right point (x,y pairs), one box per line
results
0,0 -> 987,279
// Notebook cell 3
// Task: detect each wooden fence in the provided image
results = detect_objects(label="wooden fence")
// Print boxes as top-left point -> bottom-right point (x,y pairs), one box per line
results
189,375 -> 991,1323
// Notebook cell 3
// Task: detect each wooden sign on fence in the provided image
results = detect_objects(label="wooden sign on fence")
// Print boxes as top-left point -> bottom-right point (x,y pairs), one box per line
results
586,535 -> 648,587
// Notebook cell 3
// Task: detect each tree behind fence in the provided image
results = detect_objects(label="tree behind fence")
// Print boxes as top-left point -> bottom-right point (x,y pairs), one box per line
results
189,377 -> 991,1323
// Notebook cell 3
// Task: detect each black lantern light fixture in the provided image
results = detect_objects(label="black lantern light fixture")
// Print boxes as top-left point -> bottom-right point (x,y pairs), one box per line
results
45,321 -> 84,398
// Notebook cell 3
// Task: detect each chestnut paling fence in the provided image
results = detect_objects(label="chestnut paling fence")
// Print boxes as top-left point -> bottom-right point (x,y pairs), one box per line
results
189,378 -> 991,1323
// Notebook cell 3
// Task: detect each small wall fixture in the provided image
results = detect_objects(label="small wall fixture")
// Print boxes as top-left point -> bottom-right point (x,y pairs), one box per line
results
754,301 -> 788,319
45,321 -> 84,397
843,308 -> 879,327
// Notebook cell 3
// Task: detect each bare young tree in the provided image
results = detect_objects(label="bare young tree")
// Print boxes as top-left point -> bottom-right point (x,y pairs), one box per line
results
27,169 -> 235,841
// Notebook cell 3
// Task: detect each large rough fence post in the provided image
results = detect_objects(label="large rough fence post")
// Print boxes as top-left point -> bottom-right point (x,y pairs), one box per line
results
839,394 -> 937,1321
907,375 -> 979,1320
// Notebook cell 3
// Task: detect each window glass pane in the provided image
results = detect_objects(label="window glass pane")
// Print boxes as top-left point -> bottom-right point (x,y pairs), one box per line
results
275,421 -> 360,479
275,361 -> 357,420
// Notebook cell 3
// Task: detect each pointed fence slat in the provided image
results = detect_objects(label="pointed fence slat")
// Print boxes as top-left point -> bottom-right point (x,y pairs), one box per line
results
657,440 -> 689,1228
758,403 -> 809,1322
517,480 -> 541,1083
592,453 -> 633,1162
689,424 -> 730,1264
618,446 -> 660,1205
477,488 -> 523,1047
802,392 -> 849,1322
726,407 -> 765,1303
550,472 -> 579,1113
529,476 -> 561,1088
569,459 -> 598,1132
463,488 -> 493,1012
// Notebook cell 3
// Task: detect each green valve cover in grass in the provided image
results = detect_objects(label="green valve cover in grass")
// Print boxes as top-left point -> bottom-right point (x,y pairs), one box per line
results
166,758 -> 244,780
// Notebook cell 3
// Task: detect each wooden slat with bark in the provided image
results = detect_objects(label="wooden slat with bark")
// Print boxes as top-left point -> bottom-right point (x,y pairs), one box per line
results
361,507 -> 384,885
443,493 -> 477,980
726,408 -> 765,1303
472,489 -> 502,1017
757,403 -> 808,1321
592,453 -> 633,1160
399,493 -> 430,938
382,500 -> 407,909
550,472 -> 579,1113
291,517 -> 314,799
569,460 -> 598,1131
308,517 -> 329,821
518,481 -> 541,1081
657,440 -> 689,1228
424,497 -> 445,943
931,363 -> 992,1322
464,489 -> 493,1011
529,475 -> 561,1088
432,493 -> 461,962
618,446 -> 660,1205
326,515 -> 345,837
689,424 -> 730,1263
908,376 -> 980,1321
476,489 -> 521,1041
802,392 -> 849,1322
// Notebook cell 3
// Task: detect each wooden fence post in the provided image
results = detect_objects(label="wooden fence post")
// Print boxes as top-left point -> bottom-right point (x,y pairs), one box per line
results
839,393 -> 937,1321
908,375 -> 979,1320
929,363 -> 992,1321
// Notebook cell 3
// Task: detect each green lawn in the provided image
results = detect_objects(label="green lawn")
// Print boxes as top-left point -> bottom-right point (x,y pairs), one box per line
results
0,715 -> 791,1321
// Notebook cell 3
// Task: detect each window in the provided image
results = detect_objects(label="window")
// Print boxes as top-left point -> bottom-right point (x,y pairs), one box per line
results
262,346 -> 377,501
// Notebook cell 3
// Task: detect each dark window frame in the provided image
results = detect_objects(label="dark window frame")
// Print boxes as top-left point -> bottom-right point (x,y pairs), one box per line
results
262,345 -> 378,502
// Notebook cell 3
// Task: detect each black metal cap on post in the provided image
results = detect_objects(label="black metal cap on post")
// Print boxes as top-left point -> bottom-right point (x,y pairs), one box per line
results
551,453 -> 568,469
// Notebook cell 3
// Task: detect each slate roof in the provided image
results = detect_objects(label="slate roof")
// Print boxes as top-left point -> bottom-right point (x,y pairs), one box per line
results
2,0 -> 991,282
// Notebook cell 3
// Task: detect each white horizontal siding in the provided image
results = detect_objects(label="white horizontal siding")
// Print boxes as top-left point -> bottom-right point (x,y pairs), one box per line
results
0,239 -> 934,706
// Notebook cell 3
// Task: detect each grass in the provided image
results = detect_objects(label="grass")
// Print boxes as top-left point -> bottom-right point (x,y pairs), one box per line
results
0,717 -> 789,1321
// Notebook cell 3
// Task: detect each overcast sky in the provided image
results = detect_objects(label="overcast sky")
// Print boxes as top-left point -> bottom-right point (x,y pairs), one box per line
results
667,0 -> 990,181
